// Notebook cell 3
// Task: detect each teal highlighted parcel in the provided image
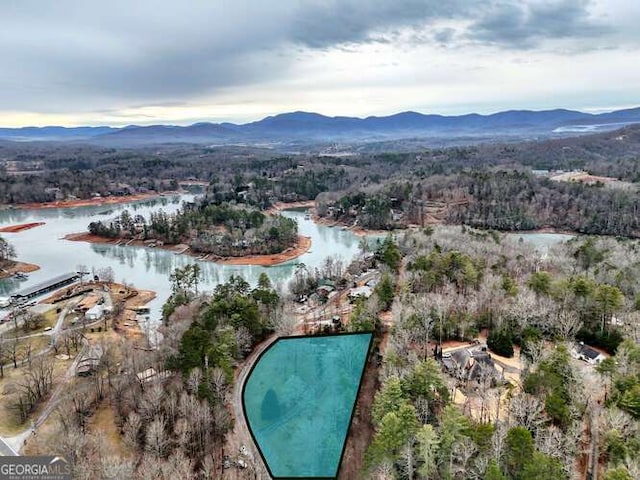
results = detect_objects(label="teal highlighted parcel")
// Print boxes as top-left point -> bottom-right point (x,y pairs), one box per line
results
243,332 -> 372,479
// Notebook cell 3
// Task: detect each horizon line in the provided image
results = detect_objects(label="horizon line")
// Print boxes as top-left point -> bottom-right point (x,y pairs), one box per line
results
1,104 -> 639,130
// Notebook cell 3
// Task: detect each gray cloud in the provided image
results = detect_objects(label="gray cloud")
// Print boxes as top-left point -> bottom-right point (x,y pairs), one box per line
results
469,0 -> 612,48
0,0 -> 626,115
287,0 -> 469,48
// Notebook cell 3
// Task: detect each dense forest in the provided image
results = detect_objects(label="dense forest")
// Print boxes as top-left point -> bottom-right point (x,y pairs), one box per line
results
5,126 -> 640,239
317,171 -> 640,236
150,230 -> 640,479
16,227 -> 640,479
355,229 -> 640,479
0,126 -> 640,236
88,197 -> 298,257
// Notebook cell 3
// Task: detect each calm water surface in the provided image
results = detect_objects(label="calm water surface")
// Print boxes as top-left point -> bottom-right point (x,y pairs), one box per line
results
508,232 -> 576,251
0,197 -> 576,326
0,196 -> 367,325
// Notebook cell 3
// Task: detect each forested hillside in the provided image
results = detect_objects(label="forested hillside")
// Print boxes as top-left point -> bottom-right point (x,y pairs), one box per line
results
357,229 -> 640,479
2,125 -> 640,205
87,197 -> 298,257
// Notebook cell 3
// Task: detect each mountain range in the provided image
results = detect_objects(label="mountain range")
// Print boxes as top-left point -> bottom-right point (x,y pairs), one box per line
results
2,107 -> 640,146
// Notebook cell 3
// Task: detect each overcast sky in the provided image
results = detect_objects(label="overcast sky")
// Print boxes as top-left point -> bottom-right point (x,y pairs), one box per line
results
1,0 -> 639,127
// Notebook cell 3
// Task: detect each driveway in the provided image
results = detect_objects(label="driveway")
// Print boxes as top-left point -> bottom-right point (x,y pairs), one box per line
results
0,436 -> 18,456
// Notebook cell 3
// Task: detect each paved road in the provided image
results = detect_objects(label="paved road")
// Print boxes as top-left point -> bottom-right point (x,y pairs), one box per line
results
0,436 -> 18,456
230,335 -> 279,479
52,298 -> 81,339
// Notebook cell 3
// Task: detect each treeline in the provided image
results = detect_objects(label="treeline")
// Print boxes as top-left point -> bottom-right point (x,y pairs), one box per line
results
88,198 -> 298,257
317,169 -> 640,237
4,124 -> 640,207
446,171 -> 640,236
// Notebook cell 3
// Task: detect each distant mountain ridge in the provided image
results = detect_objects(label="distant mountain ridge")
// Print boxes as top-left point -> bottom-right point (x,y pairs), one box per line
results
2,107 -> 639,145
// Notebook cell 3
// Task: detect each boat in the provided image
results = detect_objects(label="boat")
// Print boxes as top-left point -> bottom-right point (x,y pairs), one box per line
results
304,213 -> 311,220
14,272 -> 29,280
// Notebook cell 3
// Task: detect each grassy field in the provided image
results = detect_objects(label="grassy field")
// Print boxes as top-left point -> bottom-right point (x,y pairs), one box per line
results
0,354 -> 71,436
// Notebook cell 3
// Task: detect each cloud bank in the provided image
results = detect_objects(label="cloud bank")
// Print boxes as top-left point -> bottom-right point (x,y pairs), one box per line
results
0,0 -> 636,125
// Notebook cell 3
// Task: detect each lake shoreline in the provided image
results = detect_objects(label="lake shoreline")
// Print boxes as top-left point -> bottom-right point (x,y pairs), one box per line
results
0,222 -> 46,233
2,191 -> 183,211
0,261 -> 40,280
310,212 -> 581,239
512,227 -> 578,237
267,200 -> 316,214
63,232 -> 313,267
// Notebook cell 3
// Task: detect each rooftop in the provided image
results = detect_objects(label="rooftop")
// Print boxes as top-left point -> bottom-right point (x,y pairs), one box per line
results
11,272 -> 79,298
578,344 -> 602,360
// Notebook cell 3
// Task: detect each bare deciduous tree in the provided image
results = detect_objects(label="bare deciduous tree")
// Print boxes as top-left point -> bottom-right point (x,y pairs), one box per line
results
145,416 -> 169,457
399,437 -> 416,480
509,394 -> 545,434
556,309 -> 583,340
123,411 -> 142,449
101,456 -> 135,480
271,307 -> 298,336
139,384 -> 165,421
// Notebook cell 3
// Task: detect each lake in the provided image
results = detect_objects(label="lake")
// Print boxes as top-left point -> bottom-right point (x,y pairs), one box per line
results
507,232 -> 576,252
0,196 -> 368,328
0,197 -> 577,329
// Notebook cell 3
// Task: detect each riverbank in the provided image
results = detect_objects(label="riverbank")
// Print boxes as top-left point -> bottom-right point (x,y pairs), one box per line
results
0,261 -> 40,280
0,222 -> 45,233
63,232 -> 313,267
5,191 -> 180,210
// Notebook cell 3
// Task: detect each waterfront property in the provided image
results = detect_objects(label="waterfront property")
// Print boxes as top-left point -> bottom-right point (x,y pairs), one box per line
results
243,333 -> 372,479
10,272 -> 79,302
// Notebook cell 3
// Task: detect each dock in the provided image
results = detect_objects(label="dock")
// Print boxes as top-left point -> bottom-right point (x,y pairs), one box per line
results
10,273 -> 79,302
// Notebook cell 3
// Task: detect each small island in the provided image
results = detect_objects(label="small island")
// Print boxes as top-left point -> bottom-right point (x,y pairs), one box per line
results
66,198 -> 311,267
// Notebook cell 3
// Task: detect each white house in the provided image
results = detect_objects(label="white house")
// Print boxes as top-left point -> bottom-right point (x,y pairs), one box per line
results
573,342 -> 606,365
